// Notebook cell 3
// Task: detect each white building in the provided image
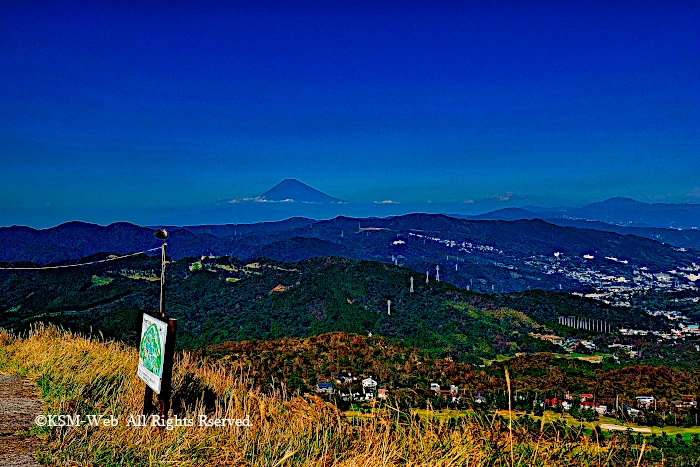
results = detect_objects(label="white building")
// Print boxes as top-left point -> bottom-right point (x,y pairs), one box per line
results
636,396 -> 654,407
362,377 -> 377,389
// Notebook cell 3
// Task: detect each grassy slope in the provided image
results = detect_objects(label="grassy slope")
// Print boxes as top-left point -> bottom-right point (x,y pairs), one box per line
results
0,325 -> 655,467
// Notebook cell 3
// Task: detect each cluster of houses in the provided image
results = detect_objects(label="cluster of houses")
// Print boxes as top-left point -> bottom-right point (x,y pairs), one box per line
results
609,343 -> 640,358
543,393 -> 697,417
543,393 -> 609,415
430,383 -> 460,402
316,376 -> 459,403
534,329 -> 699,361
618,326 -> 700,339
316,375 -> 383,402
622,395 -> 698,416
316,377 -> 697,419
613,310 -> 700,340
529,333 -> 597,353
672,395 -> 698,410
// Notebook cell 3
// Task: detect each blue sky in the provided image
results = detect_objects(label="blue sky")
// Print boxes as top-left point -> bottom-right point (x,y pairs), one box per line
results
1,2 -> 698,225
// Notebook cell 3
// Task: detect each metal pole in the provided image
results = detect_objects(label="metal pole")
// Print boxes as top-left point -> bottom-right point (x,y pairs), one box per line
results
157,242 -> 167,422
143,377 -> 154,416
144,241 -> 171,420
155,242 -> 175,423
159,243 -> 167,318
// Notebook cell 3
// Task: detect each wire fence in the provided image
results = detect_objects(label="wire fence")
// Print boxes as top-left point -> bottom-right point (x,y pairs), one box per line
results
0,247 -> 162,270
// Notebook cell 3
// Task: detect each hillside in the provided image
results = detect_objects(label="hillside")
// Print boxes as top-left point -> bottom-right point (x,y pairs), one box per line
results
0,254 -> 672,364
1,326 -> 667,466
2,213 -> 698,293
0,222 -> 227,264
204,332 -> 499,393
511,198 -> 700,229
204,332 -> 700,409
259,214 -> 699,292
461,210 -> 700,250
180,217 -> 315,237
0,255 -> 553,362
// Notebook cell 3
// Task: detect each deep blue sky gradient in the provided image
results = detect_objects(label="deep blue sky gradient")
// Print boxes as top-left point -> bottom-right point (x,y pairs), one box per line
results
1,2 -> 698,224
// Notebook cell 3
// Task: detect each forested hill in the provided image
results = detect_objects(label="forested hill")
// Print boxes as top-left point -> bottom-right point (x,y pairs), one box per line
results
204,333 -> 700,408
204,332 -> 500,392
0,254 -> 666,363
2,213 -> 698,293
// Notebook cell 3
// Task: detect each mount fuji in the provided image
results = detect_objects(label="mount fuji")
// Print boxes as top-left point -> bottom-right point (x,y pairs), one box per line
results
256,179 -> 346,204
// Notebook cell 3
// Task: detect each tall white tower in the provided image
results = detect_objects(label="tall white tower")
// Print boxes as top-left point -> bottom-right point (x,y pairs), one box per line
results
436,265 -> 440,282
410,276 -> 414,293
387,300 -> 391,315
426,271 -> 429,283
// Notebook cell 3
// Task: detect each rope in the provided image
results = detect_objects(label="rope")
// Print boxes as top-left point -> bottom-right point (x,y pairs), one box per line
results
0,247 -> 162,270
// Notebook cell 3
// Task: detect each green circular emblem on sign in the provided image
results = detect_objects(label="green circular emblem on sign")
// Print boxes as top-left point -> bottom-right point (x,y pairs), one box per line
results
139,323 -> 163,375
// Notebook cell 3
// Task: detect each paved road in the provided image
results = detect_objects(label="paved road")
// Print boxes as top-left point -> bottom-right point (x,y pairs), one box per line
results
0,374 -> 43,467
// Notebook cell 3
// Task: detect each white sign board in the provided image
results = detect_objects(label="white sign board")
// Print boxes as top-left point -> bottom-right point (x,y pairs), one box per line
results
138,314 -> 168,393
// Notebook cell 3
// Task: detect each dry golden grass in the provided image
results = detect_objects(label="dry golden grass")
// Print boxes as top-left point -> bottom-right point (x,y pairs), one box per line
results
0,325 -> 652,466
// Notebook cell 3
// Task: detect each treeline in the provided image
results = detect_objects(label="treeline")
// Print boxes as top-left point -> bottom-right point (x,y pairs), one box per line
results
0,255 -> 563,362
205,332 -> 500,393
0,254 -> 691,367
200,332 -> 700,415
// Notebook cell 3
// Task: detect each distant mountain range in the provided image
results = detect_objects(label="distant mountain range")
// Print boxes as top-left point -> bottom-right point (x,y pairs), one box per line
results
466,197 -> 700,230
4,179 -> 698,229
1,213 -> 698,293
153,185 -> 700,229
2,180 -> 699,293
459,204 -> 700,250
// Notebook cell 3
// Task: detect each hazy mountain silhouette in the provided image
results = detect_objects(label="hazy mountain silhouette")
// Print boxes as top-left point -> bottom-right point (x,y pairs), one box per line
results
521,197 -> 700,229
258,179 -> 346,203
459,204 -> 700,249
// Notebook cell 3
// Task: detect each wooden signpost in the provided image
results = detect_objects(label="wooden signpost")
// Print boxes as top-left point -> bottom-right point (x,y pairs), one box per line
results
139,312 -> 176,417
139,233 -> 177,421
